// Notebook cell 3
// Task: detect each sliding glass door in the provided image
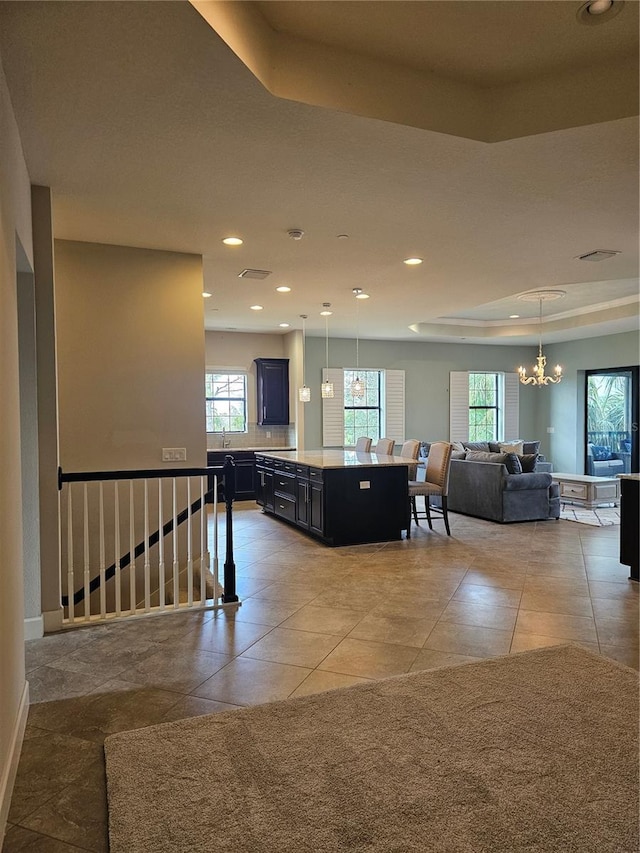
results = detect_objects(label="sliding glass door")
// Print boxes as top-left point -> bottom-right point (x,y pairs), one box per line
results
585,367 -> 639,477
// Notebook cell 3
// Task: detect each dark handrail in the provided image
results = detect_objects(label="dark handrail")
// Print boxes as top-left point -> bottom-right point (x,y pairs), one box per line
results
59,459 -> 237,608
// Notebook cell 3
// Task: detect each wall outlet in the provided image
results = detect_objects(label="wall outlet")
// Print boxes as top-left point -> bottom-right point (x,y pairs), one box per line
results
162,447 -> 187,462
547,427 -> 555,434
359,480 -> 371,489
266,431 -> 271,438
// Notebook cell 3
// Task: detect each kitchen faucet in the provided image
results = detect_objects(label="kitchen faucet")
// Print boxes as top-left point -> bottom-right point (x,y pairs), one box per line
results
222,426 -> 230,448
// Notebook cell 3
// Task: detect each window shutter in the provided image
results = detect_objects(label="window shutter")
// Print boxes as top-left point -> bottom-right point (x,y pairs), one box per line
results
384,370 -> 405,444
449,371 -> 470,442
322,368 -> 344,446
503,372 -> 520,440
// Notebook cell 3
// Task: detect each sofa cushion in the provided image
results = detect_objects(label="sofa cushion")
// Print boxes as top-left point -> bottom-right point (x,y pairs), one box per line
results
499,441 -> 524,455
519,453 -> 539,473
451,450 -> 467,459
463,442 -> 491,452
464,450 -> 520,474
503,472 -> 552,491
590,444 -> 613,461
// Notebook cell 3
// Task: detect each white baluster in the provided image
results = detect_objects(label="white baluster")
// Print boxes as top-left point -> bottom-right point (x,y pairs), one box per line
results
186,478 -> 193,607
158,480 -> 165,611
114,481 -> 121,617
99,482 -> 106,619
172,477 -> 179,608
129,480 -> 136,615
83,483 -> 90,622
199,476 -> 208,604
67,485 -> 74,623
143,479 -> 151,612
212,475 -> 219,601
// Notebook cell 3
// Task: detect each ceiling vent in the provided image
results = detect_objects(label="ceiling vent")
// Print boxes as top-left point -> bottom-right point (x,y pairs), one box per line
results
238,269 -> 272,280
575,249 -> 621,262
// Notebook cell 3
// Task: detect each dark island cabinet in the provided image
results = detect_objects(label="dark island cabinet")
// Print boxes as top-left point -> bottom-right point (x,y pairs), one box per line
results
207,450 -> 256,501
619,476 -> 639,581
255,358 -> 289,426
255,455 -> 407,546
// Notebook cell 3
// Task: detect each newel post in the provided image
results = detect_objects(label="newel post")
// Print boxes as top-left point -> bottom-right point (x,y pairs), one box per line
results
222,455 -> 239,603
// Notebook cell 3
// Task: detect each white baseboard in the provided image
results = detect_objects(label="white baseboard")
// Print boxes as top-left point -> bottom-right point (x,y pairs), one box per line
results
42,608 -> 63,633
0,681 -> 29,844
23,615 -> 44,640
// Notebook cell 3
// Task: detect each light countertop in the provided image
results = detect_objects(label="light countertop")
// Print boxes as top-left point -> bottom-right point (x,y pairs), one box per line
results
258,449 -> 412,469
208,447 -> 297,453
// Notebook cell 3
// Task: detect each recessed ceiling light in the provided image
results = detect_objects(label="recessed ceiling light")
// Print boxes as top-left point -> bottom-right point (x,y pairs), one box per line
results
279,323 -> 290,328
250,305 -> 263,311
222,236 -> 243,246
403,257 -> 423,266
509,314 -> 520,319
577,0 -> 622,23
337,234 -> 349,240
202,291 -> 212,298
276,286 -> 291,293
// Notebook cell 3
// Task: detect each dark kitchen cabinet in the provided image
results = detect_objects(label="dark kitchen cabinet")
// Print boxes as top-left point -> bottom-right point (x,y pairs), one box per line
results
207,451 -> 256,501
255,358 -> 289,426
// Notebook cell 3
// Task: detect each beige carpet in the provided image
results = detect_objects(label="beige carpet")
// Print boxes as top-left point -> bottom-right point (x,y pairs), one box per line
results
104,645 -> 639,853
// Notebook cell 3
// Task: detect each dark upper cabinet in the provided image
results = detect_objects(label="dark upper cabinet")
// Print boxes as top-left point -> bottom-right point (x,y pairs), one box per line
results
255,358 -> 289,426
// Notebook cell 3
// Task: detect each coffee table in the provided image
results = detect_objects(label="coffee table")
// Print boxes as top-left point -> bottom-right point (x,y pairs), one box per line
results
552,472 -> 620,509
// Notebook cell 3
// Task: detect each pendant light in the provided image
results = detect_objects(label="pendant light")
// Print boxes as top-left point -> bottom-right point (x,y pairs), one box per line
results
350,289 -> 365,398
517,291 -> 564,387
298,314 -> 311,402
320,303 -> 334,398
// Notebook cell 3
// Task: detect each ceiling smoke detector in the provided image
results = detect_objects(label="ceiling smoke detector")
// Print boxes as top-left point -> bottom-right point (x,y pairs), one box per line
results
575,249 -> 621,262
238,269 -> 272,279
287,229 -> 305,240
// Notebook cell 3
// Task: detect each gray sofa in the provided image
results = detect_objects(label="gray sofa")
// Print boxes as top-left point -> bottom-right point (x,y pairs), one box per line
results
448,456 -> 560,523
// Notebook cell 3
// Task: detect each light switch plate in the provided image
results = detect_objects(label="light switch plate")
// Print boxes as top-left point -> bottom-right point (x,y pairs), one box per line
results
359,480 -> 371,489
162,447 -> 187,462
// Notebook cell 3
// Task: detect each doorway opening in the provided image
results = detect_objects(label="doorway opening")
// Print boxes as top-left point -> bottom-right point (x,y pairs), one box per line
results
585,366 -> 639,477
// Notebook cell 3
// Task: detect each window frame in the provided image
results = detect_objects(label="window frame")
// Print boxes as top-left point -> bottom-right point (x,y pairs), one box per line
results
343,368 -> 383,446
468,372 -> 501,442
205,370 -> 248,434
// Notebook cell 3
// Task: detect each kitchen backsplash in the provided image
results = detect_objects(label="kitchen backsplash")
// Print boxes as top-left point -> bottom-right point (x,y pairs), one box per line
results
206,423 -> 296,450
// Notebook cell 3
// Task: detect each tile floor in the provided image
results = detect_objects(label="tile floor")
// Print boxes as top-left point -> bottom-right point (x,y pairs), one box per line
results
3,503 -> 639,852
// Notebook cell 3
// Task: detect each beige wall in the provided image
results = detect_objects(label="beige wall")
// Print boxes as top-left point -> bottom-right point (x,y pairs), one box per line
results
0,58 -> 33,839
55,241 -> 206,472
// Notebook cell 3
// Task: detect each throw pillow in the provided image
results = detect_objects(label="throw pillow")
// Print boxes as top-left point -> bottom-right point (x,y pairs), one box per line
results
503,453 -> 522,474
522,441 -> 540,455
519,453 -> 539,473
591,445 -> 613,461
466,451 -> 508,465
463,441 -> 491,452
499,441 -> 524,455
451,450 -> 467,460
451,441 -> 465,451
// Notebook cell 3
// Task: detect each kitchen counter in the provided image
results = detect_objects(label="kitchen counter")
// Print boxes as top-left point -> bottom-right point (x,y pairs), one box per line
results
258,449 -> 410,469
256,450 -> 410,546
209,446 -> 296,453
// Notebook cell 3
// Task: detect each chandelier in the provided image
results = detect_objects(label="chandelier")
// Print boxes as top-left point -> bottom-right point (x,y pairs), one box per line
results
517,291 -> 565,387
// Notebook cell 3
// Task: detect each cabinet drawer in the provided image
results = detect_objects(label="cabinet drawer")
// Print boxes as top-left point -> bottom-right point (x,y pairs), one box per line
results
308,467 -> 323,484
274,474 -> 296,498
274,494 -> 296,523
560,482 -> 588,500
295,464 -> 309,478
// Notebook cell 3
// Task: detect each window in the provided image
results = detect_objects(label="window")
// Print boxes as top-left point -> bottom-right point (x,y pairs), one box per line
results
468,372 -> 499,441
343,369 -> 382,446
205,372 -> 247,433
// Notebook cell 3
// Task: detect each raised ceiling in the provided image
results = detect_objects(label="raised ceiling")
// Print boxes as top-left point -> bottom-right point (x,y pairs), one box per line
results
0,0 -> 637,344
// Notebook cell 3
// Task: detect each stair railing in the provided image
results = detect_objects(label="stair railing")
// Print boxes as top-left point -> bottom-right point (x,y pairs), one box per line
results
57,459 -> 238,626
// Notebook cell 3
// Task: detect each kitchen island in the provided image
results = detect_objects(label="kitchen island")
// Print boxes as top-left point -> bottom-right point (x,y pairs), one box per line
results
255,450 -> 411,546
